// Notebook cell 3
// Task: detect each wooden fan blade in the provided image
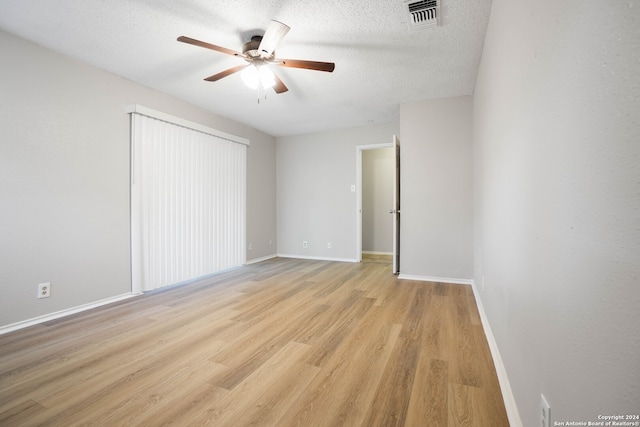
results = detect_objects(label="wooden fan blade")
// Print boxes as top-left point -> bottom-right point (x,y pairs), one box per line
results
204,64 -> 249,82
273,73 -> 288,94
278,59 -> 335,72
177,36 -> 244,57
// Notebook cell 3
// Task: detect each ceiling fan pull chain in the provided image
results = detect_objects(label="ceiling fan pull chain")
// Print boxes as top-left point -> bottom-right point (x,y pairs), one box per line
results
256,84 -> 269,104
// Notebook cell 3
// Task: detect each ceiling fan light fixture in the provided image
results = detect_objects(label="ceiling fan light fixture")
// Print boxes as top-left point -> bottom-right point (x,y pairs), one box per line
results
241,65 -> 276,90
259,66 -> 276,89
241,65 -> 259,89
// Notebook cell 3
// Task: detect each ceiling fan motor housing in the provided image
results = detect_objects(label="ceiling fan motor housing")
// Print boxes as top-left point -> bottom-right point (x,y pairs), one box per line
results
243,36 -> 274,61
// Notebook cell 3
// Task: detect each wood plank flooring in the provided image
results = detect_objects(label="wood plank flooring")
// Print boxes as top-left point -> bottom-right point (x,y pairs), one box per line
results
0,257 -> 509,426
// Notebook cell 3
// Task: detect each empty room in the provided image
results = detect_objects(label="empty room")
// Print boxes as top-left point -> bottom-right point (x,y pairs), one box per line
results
1,1 -> 638,426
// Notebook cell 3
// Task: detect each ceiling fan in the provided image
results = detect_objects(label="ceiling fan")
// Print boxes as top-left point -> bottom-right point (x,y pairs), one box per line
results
178,20 -> 335,94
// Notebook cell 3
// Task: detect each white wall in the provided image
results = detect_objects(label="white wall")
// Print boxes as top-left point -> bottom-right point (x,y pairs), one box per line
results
276,122 -> 399,261
246,122 -> 277,262
399,96 -> 474,281
362,148 -> 394,254
0,30 -> 276,328
473,0 -> 640,425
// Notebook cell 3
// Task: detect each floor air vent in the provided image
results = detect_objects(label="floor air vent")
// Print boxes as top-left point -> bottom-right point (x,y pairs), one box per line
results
405,0 -> 439,30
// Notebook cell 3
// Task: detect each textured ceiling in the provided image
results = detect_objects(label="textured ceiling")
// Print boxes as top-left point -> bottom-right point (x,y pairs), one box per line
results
0,0 -> 492,137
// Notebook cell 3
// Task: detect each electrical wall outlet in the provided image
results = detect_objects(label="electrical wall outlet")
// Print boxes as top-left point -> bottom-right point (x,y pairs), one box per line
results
303,241 -> 308,248
38,282 -> 51,299
541,394 -> 551,427
327,242 -> 332,249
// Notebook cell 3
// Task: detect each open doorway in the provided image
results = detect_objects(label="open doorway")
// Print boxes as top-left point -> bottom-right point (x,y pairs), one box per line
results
356,139 -> 398,271
362,147 -> 394,264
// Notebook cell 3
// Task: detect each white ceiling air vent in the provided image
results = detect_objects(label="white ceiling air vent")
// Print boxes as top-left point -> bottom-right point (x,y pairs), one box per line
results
405,0 -> 439,31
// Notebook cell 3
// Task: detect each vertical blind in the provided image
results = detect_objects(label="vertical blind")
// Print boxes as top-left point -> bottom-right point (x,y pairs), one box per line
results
130,110 -> 246,292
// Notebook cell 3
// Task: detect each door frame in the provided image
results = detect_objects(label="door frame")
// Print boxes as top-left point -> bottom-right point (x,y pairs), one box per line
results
355,142 -> 394,262
392,135 -> 400,274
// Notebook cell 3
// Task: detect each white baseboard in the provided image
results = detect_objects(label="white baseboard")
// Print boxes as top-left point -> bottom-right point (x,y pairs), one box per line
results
470,281 -> 523,427
245,254 -> 278,265
277,254 -> 358,263
362,251 -> 393,255
0,293 -> 138,335
397,274 -> 473,286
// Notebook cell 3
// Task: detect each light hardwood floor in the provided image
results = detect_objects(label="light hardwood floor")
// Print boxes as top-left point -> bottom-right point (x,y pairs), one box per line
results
361,253 -> 393,265
0,258 -> 509,426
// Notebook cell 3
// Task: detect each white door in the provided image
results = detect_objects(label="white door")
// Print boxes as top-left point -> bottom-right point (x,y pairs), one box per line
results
391,135 -> 400,274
